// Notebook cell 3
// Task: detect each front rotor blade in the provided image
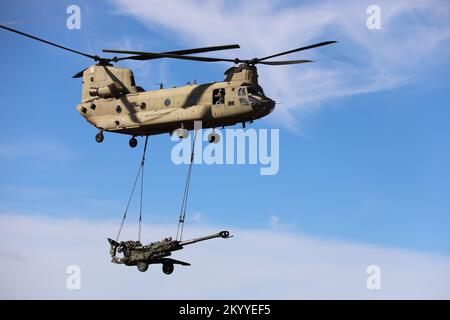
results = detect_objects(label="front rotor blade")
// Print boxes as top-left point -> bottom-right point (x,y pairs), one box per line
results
103,44 -> 240,56
258,41 -> 337,62
115,52 -> 237,63
0,24 -> 98,61
258,59 -> 313,65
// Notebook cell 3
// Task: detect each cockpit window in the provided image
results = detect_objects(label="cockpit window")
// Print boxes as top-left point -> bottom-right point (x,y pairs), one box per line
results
257,86 -> 265,97
248,86 -> 265,97
237,87 -> 247,96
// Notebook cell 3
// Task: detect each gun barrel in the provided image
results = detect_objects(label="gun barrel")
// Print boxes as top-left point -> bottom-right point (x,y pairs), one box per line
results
179,230 -> 230,246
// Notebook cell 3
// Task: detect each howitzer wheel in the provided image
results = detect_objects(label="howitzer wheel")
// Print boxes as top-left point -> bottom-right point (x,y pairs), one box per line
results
162,263 -> 174,275
219,231 -> 230,238
137,261 -> 149,272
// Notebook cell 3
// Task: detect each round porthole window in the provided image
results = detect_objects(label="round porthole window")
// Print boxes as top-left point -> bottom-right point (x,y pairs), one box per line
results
116,105 -> 122,113
164,98 -> 171,107
140,102 -> 147,110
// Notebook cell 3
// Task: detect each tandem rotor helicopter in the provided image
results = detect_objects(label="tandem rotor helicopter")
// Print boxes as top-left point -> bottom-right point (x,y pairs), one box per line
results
0,25 -> 336,148
1,24 -> 338,274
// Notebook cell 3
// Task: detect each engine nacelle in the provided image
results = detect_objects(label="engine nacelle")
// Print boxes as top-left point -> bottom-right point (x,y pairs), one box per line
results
89,83 -> 122,98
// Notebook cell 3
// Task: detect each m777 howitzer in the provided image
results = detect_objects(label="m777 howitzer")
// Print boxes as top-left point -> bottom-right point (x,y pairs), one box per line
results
108,231 -> 231,274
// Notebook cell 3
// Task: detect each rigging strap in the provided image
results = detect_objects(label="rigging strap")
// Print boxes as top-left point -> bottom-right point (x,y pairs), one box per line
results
176,130 -> 198,241
115,136 -> 149,242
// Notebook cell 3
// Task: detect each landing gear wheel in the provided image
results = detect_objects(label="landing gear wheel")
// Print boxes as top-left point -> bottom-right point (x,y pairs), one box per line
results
137,262 -> 149,272
129,137 -> 138,148
180,129 -> 189,139
173,128 -> 189,139
95,132 -> 104,143
207,131 -> 220,144
162,263 -> 174,275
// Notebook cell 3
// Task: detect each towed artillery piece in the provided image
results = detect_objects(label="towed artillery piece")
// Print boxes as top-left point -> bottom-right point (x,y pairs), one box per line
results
108,231 -> 231,274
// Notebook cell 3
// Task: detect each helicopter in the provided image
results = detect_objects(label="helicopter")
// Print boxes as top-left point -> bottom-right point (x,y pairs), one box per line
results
0,25 -> 337,148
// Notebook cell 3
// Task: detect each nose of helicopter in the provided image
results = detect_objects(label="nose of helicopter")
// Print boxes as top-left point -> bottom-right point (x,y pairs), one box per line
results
263,99 -> 276,114
254,98 -> 275,118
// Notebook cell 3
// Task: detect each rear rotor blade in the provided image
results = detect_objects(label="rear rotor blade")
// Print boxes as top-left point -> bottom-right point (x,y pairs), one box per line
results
258,41 -> 337,62
258,59 -> 313,65
0,24 -> 99,61
103,44 -> 240,56
73,67 -> 90,78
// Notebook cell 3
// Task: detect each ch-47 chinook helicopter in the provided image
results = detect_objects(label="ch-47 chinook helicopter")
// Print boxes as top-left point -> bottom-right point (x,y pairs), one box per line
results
1,25 -> 336,148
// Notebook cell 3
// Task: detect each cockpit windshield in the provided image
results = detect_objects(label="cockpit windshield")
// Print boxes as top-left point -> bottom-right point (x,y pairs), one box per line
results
247,85 -> 265,97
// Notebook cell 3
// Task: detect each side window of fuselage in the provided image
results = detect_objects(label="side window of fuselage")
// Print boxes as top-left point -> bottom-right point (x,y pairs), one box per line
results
237,87 -> 249,105
237,87 -> 246,97
239,98 -> 249,106
212,88 -> 225,105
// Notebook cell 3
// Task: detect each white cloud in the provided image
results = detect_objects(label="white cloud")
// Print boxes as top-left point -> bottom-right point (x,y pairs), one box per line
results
108,0 -> 450,131
1,213 -> 449,299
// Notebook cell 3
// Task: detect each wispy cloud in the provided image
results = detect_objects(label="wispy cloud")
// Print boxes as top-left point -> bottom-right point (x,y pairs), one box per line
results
269,214 -> 295,230
0,139 -> 74,160
0,20 -> 28,26
1,213 -> 449,299
270,215 -> 280,228
191,211 -> 203,223
109,0 -> 450,131
0,250 -> 28,264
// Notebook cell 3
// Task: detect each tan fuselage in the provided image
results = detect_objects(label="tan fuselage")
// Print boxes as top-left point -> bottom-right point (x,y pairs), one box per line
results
76,65 -> 275,136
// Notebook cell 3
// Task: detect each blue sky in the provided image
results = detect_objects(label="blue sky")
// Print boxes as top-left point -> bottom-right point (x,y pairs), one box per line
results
1,0 -> 450,252
0,0 -> 450,299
